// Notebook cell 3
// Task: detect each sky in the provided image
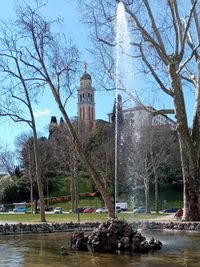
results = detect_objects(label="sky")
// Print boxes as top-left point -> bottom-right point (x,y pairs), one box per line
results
0,0 -> 195,152
0,0 -> 116,150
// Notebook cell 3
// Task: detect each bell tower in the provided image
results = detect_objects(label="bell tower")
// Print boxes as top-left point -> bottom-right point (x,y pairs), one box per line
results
77,62 -> 95,128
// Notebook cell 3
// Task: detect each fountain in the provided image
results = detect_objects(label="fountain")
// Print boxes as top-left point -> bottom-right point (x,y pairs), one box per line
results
71,2 -> 162,254
114,1 -> 134,214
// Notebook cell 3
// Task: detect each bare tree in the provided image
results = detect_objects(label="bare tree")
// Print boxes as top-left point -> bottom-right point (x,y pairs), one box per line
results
0,149 -> 16,176
143,125 -> 176,213
87,123 -> 115,191
0,28 -> 47,221
78,0 -> 200,221
123,122 -> 178,213
48,118 -> 81,212
0,2 -> 115,218
16,133 -> 38,214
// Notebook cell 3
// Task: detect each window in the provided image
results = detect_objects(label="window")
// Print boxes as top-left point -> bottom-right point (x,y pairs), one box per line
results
88,106 -> 90,120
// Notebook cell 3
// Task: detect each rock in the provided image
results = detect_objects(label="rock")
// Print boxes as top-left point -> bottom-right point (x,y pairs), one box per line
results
71,231 -> 88,251
60,246 -> 68,255
70,219 -> 162,254
148,237 -> 162,250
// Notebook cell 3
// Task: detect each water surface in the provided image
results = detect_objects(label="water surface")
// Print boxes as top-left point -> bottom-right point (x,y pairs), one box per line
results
0,230 -> 200,267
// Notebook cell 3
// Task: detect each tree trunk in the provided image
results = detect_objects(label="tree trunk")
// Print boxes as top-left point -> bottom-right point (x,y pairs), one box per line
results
30,181 -> 34,214
144,174 -> 150,213
169,62 -> 200,221
75,172 -> 79,213
153,166 -> 159,213
32,126 -> 46,222
178,135 -> 200,220
71,172 -> 75,212
28,151 -> 34,214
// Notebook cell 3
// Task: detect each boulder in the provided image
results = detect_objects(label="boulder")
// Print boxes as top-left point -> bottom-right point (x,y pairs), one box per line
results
71,219 -> 162,253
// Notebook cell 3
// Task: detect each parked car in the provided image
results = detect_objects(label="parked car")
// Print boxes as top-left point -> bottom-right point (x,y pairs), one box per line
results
133,207 -> 146,213
163,207 -> 179,213
96,207 -> 108,213
53,207 -> 62,214
37,206 -> 52,212
115,202 -> 128,211
13,206 -> 28,213
44,206 -> 52,211
83,207 -> 96,213
0,207 -> 8,212
75,207 -> 86,213
116,206 -> 122,213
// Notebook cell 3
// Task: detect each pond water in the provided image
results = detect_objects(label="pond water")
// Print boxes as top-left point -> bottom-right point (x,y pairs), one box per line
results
0,230 -> 200,267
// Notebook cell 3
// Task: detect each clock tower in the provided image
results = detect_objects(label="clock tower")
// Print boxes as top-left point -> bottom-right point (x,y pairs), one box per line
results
77,62 -> 95,128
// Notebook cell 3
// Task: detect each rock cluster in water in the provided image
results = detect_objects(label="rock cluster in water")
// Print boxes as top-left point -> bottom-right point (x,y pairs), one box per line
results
71,219 -> 162,253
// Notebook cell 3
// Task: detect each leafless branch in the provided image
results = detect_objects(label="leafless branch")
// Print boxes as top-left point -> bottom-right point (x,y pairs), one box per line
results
191,0 -> 200,42
179,0 -> 198,61
138,44 -> 173,96
124,5 -> 169,65
177,44 -> 200,74
167,0 -> 180,55
143,0 -> 166,53
152,109 -> 175,116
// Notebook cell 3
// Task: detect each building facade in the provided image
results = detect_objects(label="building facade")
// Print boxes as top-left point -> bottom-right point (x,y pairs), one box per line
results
108,105 -> 176,130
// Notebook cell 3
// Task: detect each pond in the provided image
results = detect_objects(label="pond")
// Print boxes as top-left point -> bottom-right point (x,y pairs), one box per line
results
0,230 -> 200,267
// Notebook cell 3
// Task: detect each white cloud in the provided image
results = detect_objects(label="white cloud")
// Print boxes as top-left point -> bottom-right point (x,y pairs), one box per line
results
33,109 -> 51,117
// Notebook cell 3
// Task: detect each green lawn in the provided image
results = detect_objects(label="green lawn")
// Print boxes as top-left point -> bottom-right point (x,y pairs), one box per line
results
0,212 -> 167,223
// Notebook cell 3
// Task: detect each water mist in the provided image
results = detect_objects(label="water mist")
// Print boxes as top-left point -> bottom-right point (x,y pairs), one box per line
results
115,2 -> 132,215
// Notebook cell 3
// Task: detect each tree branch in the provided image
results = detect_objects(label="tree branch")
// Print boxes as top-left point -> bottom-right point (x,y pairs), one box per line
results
138,44 -> 173,96
177,44 -> 200,74
152,109 -> 175,116
179,0 -> 198,61
143,0 -> 166,53
168,0 -> 180,55
124,4 -> 169,65
191,0 -> 200,43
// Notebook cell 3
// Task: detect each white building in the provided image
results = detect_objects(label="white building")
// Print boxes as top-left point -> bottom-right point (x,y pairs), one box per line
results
108,105 -> 176,130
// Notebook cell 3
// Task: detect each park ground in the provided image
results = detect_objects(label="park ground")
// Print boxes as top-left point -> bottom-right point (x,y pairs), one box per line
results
0,211 -> 176,224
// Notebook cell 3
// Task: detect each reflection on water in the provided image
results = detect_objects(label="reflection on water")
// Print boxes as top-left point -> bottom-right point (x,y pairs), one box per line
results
0,230 -> 200,267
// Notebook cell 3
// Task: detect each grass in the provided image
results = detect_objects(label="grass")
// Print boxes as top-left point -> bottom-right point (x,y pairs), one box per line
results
1,186 -> 182,224
48,197 -> 103,211
0,212 -> 167,223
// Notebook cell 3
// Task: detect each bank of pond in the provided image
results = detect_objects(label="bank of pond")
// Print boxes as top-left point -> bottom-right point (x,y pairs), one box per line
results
0,223 -> 200,267
1,219 -> 200,267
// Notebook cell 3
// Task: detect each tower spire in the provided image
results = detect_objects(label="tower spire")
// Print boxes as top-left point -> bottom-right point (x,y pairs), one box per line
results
83,61 -> 88,72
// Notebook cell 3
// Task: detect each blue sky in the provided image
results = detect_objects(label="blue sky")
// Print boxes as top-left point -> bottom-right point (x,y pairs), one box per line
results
0,0 -> 195,151
0,0 -> 115,150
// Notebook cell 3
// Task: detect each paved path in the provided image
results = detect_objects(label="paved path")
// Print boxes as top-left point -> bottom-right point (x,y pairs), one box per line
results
152,213 -> 175,221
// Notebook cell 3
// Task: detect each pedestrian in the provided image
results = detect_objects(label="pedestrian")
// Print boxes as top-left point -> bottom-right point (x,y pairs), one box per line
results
174,208 -> 183,220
